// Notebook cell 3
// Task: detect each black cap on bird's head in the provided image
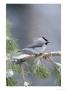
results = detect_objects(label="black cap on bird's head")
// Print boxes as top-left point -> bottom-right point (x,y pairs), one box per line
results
42,36 -> 50,45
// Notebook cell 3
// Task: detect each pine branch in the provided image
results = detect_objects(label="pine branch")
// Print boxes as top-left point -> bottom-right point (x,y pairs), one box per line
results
12,51 -> 61,63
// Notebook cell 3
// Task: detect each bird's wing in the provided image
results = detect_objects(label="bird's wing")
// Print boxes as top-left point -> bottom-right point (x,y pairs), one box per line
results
27,39 -> 44,48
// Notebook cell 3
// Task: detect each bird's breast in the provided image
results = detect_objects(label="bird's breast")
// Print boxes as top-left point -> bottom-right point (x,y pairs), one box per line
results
34,44 -> 46,53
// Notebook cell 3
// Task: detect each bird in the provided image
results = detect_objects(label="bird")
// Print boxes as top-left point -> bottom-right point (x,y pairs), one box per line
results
22,36 -> 50,54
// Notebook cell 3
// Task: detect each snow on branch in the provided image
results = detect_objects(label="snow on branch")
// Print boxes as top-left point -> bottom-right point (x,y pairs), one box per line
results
12,51 -> 61,63
6,51 -> 61,73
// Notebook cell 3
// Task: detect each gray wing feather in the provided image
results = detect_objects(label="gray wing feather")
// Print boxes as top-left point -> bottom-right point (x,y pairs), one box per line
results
27,40 -> 44,48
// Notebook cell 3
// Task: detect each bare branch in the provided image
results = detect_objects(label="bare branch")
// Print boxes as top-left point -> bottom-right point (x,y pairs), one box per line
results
43,51 -> 61,57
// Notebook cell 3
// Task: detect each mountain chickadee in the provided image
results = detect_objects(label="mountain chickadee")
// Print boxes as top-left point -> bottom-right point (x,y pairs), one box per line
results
23,36 -> 50,54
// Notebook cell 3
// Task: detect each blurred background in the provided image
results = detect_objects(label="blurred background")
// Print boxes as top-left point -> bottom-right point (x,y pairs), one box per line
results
6,4 -> 61,86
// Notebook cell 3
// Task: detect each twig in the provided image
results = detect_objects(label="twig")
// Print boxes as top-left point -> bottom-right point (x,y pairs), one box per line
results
20,64 -> 25,82
46,57 -> 61,73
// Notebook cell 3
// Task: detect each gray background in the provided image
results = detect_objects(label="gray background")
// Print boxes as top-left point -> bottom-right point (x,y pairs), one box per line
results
6,4 -> 61,86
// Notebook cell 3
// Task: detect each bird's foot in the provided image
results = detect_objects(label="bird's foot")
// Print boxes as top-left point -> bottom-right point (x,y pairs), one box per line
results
35,53 -> 43,57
